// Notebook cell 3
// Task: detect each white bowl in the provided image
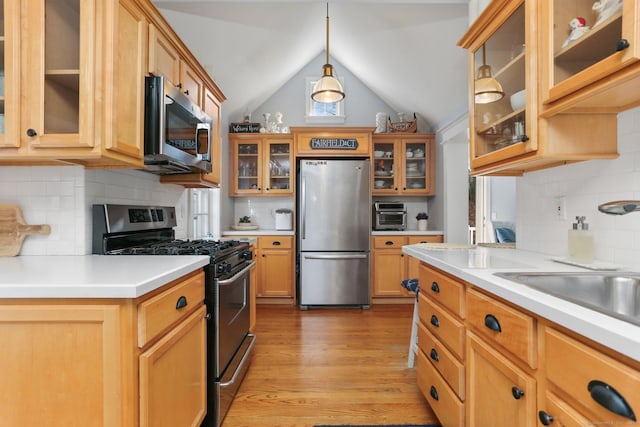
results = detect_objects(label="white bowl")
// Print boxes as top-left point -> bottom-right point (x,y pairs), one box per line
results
374,180 -> 384,187
510,89 -> 526,111
374,151 -> 384,157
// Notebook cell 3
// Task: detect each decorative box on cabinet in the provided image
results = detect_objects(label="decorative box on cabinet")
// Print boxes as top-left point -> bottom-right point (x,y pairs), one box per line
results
372,133 -> 436,195
372,235 -> 443,299
0,0 -> 147,168
0,269 -> 207,427
458,0 -> 618,176
229,133 -> 294,196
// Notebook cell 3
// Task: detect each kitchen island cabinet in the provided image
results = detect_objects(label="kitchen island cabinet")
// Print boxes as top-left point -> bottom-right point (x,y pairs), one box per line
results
0,256 -> 209,427
403,245 -> 640,427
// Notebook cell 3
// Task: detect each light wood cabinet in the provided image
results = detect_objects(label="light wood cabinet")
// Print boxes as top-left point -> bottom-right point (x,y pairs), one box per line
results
372,235 -> 443,298
458,0 -> 618,176
229,133 -> 294,196
0,0 -> 146,168
256,236 -> 294,299
0,269 -> 207,427
372,133 -> 436,195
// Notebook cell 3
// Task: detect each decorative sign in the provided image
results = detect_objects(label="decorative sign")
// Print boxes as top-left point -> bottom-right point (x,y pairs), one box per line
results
230,123 -> 261,133
309,138 -> 359,150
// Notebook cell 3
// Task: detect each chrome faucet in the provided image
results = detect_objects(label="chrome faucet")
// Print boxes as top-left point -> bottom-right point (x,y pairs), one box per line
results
598,200 -> 640,215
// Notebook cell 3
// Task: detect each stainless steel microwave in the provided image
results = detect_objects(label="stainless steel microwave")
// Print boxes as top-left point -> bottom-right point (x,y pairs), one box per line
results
373,201 -> 407,230
143,76 -> 212,174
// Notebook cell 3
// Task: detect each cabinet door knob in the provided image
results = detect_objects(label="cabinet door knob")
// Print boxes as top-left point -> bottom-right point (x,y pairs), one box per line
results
538,411 -> 554,425
588,380 -> 636,421
484,314 -> 502,332
616,39 -> 630,52
184,89 -> 190,95
430,281 -> 440,293
511,386 -> 525,400
429,348 -> 439,362
430,314 -> 439,327
175,295 -> 188,310
26,129 -> 37,137
176,82 -> 183,89
429,385 -> 439,401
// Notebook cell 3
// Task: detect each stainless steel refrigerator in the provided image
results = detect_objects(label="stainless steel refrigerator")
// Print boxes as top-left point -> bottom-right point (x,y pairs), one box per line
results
298,158 -> 371,309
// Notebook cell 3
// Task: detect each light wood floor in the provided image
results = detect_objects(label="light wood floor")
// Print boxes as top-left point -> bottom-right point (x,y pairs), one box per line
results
222,304 -> 439,427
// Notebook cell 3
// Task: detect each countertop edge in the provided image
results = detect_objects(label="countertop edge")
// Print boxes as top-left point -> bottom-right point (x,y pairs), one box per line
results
402,245 -> 640,362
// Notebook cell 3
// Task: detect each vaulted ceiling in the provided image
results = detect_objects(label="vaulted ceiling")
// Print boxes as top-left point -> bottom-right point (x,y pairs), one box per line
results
153,0 -> 471,131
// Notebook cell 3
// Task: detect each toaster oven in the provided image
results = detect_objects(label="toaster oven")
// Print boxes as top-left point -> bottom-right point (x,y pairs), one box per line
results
373,201 -> 407,230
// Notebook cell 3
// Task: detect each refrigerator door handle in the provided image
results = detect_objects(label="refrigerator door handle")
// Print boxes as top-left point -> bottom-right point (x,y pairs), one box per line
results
300,176 -> 306,240
303,254 -> 368,260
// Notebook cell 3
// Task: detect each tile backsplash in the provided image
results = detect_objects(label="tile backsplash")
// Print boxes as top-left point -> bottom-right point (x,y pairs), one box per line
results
0,166 -> 186,255
516,106 -> 640,268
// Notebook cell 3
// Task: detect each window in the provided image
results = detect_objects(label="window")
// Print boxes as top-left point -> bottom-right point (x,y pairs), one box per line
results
304,77 -> 345,124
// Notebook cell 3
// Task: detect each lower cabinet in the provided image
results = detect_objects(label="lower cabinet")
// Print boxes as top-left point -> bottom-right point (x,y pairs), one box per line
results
257,236 -> 294,301
0,269 -> 207,427
414,260 -> 640,427
372,234 -> 443,299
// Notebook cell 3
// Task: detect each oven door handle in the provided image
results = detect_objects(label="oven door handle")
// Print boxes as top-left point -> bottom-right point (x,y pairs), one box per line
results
220,333 -> 256,387
216,261 -> 256,286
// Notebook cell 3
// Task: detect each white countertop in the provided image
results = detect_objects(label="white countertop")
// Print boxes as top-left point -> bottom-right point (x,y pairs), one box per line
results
402,244 -> 640,361
372,230 -> 444,235
223,229 -> 295,236
0,255 -> 210,299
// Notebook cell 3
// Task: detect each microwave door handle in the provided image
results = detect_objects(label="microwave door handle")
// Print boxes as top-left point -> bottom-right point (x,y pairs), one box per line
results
196,122 -> 210,159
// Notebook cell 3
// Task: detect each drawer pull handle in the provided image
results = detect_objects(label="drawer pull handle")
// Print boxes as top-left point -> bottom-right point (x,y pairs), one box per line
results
175,296 -> 188,310
484,314 -> 502,332
588,380 -> 636,421
429,348 -> 439,362
511,386 -> 525,400
616,39 -> 630,52
385,240 -> 394,246
430,315 -> 439,328
272,241 -> 281,246
430,281 -> 440,293
538,411 -> 554,425
429,385 -> 439,401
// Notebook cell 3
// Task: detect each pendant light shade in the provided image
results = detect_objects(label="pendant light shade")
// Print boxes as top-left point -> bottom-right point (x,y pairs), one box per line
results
474,44 -> 504,104
312,3 -> 345,103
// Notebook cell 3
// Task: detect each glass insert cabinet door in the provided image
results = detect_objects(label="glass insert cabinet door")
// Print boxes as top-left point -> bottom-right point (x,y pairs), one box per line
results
266,141 -> 291,193
544,0 -> 638,103
471,2 -> 527,163
236,142 -> 261,192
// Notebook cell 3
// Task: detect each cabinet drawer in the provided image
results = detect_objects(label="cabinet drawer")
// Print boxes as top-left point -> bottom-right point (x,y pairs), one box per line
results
373,236 -> 406,249
138,271 -> 205,347
417,320 -> 465,400
408,235 -> 443,244
260,236 -> 292,249
466,287 -> 536,368
419,292 -> 465,359
416,348 -> 464,427
544,327 -> 640,425
419,264 -> 465,318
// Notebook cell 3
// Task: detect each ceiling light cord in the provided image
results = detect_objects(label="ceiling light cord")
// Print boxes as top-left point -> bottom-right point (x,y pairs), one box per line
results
311,2 -> 345,103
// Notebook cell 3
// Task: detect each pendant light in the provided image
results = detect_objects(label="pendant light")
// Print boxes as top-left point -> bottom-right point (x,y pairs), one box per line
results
311,3 -> 345,103
474,44 -> 504,104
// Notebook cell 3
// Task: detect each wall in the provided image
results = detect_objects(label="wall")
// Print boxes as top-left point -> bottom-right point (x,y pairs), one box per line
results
516,106 -> 640,267
0,166 -> 187,255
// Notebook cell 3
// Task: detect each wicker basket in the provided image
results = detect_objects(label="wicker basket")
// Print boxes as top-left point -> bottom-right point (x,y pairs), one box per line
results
387,113 -> 417,133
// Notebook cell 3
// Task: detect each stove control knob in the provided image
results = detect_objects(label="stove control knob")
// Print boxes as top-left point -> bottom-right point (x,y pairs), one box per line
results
225,263 -> 232,273
216,263 -> 226,274
242,250 -> 253,261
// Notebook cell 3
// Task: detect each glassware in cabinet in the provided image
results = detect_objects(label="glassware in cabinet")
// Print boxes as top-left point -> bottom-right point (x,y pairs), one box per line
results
373,141 -> 396,192
266,141 -> 292,193
544,0 -> 638,104
404,141 -> 428,192
236,142 -> 260,192
470,3 -> 529,165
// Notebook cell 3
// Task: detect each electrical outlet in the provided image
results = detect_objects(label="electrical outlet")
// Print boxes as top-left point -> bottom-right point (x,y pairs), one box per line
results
554,197 -> 566,220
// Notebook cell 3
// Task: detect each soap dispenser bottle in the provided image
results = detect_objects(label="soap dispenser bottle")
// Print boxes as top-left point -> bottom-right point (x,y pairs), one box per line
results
568,216 -> 594,262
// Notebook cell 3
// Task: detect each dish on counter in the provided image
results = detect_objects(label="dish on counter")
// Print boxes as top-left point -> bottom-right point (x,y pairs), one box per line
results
231,224 -> 259,230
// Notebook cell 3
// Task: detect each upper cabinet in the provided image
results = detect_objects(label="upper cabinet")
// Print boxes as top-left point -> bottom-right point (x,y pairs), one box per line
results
459,0 -> 619,175
229,133 -> 294,197
372,133 -> 435,196
541,0 -> 640,106
0,0 -> 147,168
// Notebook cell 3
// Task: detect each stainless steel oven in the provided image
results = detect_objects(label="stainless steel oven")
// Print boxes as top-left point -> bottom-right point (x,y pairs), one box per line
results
92,204 -> 256,427
373,201 -> 407,230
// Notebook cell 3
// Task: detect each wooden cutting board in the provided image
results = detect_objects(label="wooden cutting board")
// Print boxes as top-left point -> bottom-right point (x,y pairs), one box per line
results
0,204 -> 51,256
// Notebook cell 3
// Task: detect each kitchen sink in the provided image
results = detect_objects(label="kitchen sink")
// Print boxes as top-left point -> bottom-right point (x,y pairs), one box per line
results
494,272 -> 640,326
